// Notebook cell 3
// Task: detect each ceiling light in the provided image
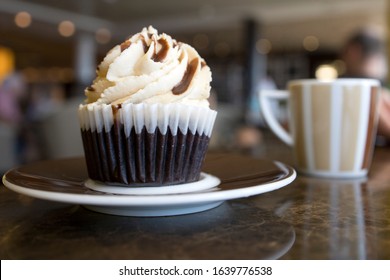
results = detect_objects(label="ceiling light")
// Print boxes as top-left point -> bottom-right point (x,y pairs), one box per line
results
15,11 -> 32,28
95,28 -> 111,44
58,20 -> 75,37
315,64 -> 338,80
303,35 -> 319,52
256,39 -> 272,55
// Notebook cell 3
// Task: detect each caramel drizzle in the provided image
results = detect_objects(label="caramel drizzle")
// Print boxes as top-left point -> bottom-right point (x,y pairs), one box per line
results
172,58 -> 199,95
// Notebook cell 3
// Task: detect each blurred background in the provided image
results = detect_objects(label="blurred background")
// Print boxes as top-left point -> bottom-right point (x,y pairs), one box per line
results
0,0 -> 388,172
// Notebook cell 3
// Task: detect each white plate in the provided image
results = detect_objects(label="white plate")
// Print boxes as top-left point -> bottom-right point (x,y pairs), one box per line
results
84,172 -> 221,195
2,155 -> 296,217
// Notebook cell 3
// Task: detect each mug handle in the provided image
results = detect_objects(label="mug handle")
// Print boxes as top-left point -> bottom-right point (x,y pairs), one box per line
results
259,89 -> 293,146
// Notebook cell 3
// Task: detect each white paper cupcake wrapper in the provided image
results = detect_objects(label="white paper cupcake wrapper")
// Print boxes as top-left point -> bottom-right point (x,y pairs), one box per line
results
78,103 -> 217,137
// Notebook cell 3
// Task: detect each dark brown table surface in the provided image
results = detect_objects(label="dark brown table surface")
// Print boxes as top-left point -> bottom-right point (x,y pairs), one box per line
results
1,134 -> 390,260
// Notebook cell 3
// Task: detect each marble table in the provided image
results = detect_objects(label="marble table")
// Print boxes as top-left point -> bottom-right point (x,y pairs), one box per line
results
1,134 -> 389,259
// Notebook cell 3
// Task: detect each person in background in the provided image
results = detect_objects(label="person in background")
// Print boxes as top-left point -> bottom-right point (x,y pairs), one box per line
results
0,72 -> 25,125
0,72 -> 28,166
341,30 -> 390,142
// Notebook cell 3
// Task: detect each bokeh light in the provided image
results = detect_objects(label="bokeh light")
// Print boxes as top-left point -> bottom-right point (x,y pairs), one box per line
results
303,35 -> 319,51
15,11 -> 32,28
95,28 -> 111,44
58,20 -> 75,37
256,38 -> 272,55
315,64 -> 338,80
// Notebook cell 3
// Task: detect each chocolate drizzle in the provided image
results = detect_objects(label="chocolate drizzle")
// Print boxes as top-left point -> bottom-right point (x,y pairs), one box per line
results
137,33 -> 155,54
111,104 -> 122,117
172,58 -> 199,95
140,38 -> 149,53
120,41 -> 131,52
151,38 -> 169,62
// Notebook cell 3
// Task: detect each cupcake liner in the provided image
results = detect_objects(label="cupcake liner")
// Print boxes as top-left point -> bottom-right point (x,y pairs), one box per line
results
78,103 -> 217,186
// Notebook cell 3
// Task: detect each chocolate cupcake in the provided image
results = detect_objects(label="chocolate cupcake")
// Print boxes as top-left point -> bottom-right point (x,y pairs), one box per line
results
78,26 -> 217,186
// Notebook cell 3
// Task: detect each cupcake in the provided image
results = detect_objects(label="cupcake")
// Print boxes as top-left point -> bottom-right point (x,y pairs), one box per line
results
78,26 -> 217,186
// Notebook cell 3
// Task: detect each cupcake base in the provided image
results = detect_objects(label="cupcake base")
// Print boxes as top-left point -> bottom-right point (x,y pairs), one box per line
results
81,125 -> 210,186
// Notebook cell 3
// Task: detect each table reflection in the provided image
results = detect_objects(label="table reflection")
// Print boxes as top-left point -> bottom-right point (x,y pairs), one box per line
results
327,179 -> 367,259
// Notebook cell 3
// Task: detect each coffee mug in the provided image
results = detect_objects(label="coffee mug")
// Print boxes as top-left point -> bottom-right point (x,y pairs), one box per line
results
260,78 -> 381,178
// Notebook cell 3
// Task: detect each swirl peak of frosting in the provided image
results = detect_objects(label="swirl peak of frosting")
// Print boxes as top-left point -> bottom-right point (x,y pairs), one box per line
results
84,26 -> 212,107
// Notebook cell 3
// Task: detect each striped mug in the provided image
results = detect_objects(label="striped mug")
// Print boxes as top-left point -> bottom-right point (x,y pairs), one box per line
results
260,79 -> 381,178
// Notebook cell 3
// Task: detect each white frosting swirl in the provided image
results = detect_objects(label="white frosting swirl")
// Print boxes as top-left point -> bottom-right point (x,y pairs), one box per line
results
84,26 -> 212,107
